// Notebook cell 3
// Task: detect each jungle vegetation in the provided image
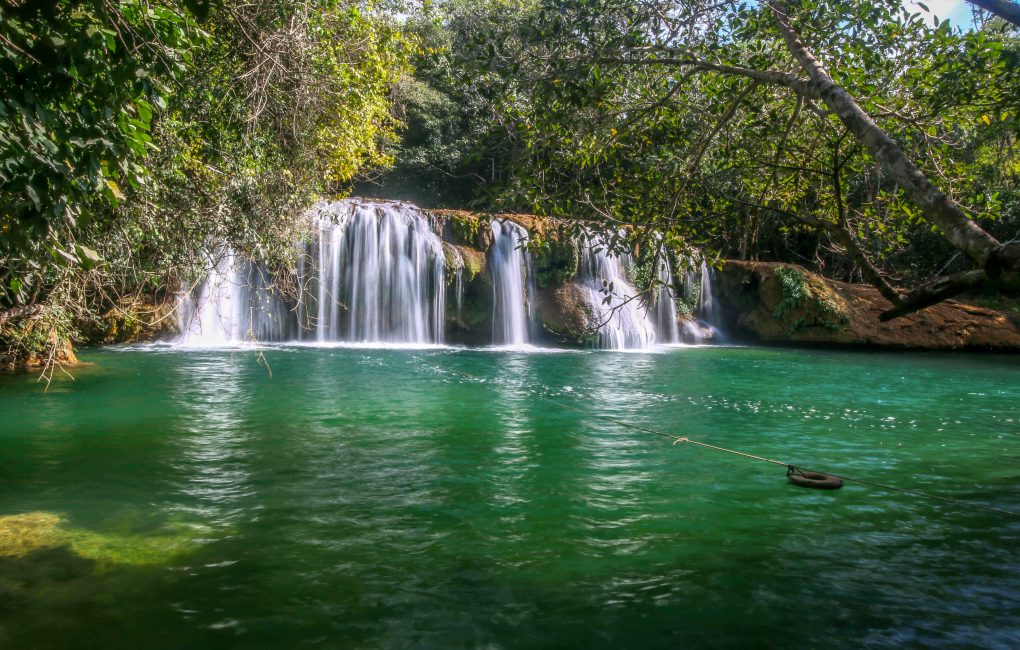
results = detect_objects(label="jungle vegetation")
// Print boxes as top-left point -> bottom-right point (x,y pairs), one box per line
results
2,0 -> 1019,361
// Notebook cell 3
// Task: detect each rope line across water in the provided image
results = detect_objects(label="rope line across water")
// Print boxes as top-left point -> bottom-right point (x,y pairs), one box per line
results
419,355 -> 1020,522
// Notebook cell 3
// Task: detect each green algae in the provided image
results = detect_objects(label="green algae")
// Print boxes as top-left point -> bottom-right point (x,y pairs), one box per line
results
0,511 -> 215,568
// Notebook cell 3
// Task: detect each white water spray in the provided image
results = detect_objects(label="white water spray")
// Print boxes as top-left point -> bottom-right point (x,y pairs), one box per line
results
489,220 -> 538,346
300,200 -> 447,344
578,237 -> 657,350
176,250 -> 291,346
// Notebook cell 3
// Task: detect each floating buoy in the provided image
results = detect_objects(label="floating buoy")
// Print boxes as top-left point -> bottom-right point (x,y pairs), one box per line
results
787,466 -> 843,490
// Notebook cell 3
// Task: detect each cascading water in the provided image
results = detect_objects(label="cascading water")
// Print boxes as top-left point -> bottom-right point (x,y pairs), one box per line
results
489,220 -> 538,347
652,257 -> 680,344
174,197 -> 717,349
177,249 -> 292,346
698,260 -> 719,328
677,257 -> 721,344
578,237 -> 657,350
299,200 -> 446,344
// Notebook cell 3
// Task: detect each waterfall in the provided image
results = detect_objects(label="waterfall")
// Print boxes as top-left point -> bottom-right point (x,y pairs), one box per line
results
177,249 -> 292,346
455,268 -> 464,323
173,197 -> 715,349
578,237 -> 657,350
677,257 -> 721,344
299,200 -> 446,344
699,260 -> 719,327
489,220 -> 538,347
652,257 -> 680,344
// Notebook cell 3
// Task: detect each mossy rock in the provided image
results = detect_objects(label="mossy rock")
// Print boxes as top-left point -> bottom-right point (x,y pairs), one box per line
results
537,282 -> 596,345
443,242 -> 494,340
770,265 -> 851,333
456,242 -> 487,281
433,210 -> 493,249
531,231 -> 580,289
0,511 -> 217,569
714,261 -> 854,342
84,298 -> 177,344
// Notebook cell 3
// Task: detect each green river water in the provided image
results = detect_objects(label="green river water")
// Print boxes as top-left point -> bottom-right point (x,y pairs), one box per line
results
0,345 -> 1018,648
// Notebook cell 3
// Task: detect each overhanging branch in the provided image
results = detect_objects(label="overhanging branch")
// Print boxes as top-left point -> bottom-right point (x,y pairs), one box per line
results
966,0 -> 1020,27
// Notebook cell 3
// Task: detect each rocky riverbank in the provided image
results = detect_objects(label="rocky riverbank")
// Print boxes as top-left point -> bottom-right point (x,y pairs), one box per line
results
1,298 -> 177,372
714,260 -> 1020,351
0,305 -> 78,371
6,205 -> 1019,368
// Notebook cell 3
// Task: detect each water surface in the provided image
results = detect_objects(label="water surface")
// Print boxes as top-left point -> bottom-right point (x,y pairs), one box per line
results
0,346 -> 1017,647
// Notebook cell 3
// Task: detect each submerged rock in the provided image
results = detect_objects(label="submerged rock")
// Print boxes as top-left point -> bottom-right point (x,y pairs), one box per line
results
0,513 -> 63,557
0,511 -> 216,568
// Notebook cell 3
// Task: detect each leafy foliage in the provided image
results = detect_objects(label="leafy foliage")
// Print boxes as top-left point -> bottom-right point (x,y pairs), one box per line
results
1,1 -> 411,344
371,0 -> 535,207
382,0 -> 1019,304
0,0 -> 199,302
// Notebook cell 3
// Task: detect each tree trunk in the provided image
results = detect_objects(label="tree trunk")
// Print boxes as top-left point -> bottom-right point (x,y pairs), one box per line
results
0,304 -> 45,327
967,0 -> 1020,27
767,0 -> 1004,269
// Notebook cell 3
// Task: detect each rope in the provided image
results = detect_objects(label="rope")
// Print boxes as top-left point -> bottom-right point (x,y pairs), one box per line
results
420,355 -> 1020,522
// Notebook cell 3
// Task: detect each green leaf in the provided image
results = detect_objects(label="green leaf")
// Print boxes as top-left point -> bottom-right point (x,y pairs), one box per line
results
54,247 -> 79,265
77,245 -> 102,262
25,184 -> 40,208
106,179 -> 126,200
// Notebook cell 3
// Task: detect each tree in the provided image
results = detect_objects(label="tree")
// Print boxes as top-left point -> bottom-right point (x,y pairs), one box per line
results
0,0 -> 199,304
475,0 -> 1020,318
1,1 -> 412,366
968,0 -> 1020,28
375,0 -> 536,208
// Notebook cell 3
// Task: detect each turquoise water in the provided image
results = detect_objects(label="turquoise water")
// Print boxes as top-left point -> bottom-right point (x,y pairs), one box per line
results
0,345 -> 1018,648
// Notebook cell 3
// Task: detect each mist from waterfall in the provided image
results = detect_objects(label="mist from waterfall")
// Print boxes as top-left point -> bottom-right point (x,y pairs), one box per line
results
299,200 -> 446,344
578,237 -> 657,350
176,249 -> 292,346
489,220 -> 538,347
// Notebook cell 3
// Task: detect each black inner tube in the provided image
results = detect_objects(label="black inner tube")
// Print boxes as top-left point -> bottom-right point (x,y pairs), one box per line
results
787,467 -> 844,490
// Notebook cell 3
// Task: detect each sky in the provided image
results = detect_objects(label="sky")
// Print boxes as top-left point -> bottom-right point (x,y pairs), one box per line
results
907,0 -> 976,29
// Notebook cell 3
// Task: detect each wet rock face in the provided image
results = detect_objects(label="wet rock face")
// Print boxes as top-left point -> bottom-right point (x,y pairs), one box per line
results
715,260 -> 1020,350
435,210 -> 494,250
445,246 -> 494,345
537,282 -> 595,344
531,235 -> 579,290
717,262 -> 850,337
678,314 -> 715,344
436,210 -> 591,345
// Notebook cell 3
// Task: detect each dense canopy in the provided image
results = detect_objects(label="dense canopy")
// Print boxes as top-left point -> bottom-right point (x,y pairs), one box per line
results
1,0 -> 1018,361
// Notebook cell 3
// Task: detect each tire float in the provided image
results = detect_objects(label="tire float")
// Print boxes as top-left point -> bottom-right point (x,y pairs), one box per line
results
787,466 -> 843,490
